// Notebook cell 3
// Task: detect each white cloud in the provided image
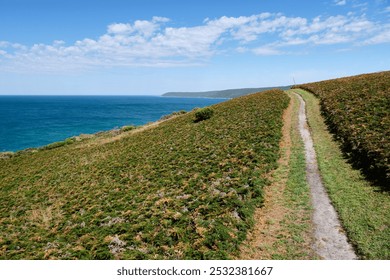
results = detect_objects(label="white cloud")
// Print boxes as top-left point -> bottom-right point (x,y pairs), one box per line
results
107,16 -> 169,36
334,0 -> 347,6
252,46 -> 283,56
279,14 -> 376,46
108,23 -> 133,34
232,14 -> 307,42
362,27 -> 390,45
0,12 -> 387,72
0,41 -> 10,48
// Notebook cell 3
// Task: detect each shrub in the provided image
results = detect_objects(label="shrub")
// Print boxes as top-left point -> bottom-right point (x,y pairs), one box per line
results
41,137 -> 76,150
194,107 -> 214,122
121,125 -> 136,132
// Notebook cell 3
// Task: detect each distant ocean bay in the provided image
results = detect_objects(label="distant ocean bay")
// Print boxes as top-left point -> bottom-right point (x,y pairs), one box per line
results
0,95 -> 226,152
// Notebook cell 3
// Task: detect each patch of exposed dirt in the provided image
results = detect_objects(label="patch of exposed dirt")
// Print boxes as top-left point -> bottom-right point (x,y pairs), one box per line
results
293,91 -> 357,260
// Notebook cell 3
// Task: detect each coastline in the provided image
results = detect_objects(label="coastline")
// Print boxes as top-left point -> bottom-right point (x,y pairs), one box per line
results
0,95 -> 225,153
0,107 -> 191,159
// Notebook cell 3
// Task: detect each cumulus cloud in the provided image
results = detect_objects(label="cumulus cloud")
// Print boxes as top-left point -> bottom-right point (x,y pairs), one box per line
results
108,23 -> 133,34
0,12 -> 387,72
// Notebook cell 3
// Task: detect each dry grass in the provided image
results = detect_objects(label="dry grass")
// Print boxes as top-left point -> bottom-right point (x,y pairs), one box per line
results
239,91 -> 315,260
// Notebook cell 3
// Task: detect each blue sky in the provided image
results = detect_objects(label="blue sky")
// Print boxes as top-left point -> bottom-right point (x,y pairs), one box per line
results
0,0 -> 389,95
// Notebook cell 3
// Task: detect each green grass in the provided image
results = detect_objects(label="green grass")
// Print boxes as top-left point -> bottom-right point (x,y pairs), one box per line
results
239,92 -> 314,260
0,90 -> 289,259
294,71 -> 390,186
295,88 -> 390,259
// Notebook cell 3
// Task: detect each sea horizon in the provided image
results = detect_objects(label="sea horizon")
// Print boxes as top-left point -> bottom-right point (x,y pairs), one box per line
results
0,95 -> 225,152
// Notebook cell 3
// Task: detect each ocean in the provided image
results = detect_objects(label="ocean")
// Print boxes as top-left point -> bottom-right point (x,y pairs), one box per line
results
0,95 -> 226,152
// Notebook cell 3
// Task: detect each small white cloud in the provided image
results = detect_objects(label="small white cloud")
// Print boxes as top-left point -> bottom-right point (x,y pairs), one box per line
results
334,0 -> 347,6
108,23 -> 133,34
310,33 -> 350,45
53,40 -> 65,46
252,46 -> 283,56
236,46 -> 248,53
362,28 -> 390,45
152,16 -> 170,23
0,41 -> 10,48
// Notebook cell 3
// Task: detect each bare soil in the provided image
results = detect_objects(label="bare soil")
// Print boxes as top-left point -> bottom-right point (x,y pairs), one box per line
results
239,94 -> 313,259
294,92 -> 357,260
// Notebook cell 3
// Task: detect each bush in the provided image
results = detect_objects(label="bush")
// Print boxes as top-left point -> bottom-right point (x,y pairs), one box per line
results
41,137 -> 76,150
121,125 -> 136,132
194,107 -> 214,122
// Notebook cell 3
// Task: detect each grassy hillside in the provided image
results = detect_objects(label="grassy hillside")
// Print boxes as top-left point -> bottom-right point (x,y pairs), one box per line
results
0,90 -> 289,259
296,89 -> 389,259
163,86 -> 291,98
294,71 -> 390,188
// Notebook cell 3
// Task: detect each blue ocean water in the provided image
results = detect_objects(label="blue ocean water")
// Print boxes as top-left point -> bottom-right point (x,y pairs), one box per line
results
0,95 -> 226,152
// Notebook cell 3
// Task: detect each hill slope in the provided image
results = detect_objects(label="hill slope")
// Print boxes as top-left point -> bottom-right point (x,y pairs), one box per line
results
294,71 -> 390,188
163,86 -> 291,98
0,89 -> 289,259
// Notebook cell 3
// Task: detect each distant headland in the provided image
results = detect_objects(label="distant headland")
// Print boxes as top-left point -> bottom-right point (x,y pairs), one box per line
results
162,85 -> 291,98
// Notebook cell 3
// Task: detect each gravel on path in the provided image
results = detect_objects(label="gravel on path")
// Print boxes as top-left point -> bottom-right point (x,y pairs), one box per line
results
293,92 -> 357,260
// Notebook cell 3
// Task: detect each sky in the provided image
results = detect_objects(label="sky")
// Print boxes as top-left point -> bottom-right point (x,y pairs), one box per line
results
0,0 -> 389,95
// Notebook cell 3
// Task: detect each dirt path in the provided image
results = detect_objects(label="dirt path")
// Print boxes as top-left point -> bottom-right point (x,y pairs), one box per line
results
239,92 -> 314,259
293,91 -> 357,260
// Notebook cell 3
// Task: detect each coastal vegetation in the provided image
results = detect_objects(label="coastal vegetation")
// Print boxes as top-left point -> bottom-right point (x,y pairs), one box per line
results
0,90 -> 289,259
0,71 -> 388,260
194,107 -> 214,122
295,88 -> 389,259
293,71 -> 390,188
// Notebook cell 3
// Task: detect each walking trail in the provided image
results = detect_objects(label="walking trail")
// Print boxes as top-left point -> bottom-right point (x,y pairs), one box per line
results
293,91 -> 357,260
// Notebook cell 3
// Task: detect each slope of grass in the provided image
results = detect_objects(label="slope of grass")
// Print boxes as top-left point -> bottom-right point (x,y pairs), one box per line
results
296,88 -> 389,259
0,90 -> 289,260
293,71 -> 390,187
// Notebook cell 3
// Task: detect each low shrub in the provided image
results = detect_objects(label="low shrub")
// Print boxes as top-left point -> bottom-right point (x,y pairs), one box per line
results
121,125 -> 136,132
194,107 -> 214,122
41,137 -> 76,150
